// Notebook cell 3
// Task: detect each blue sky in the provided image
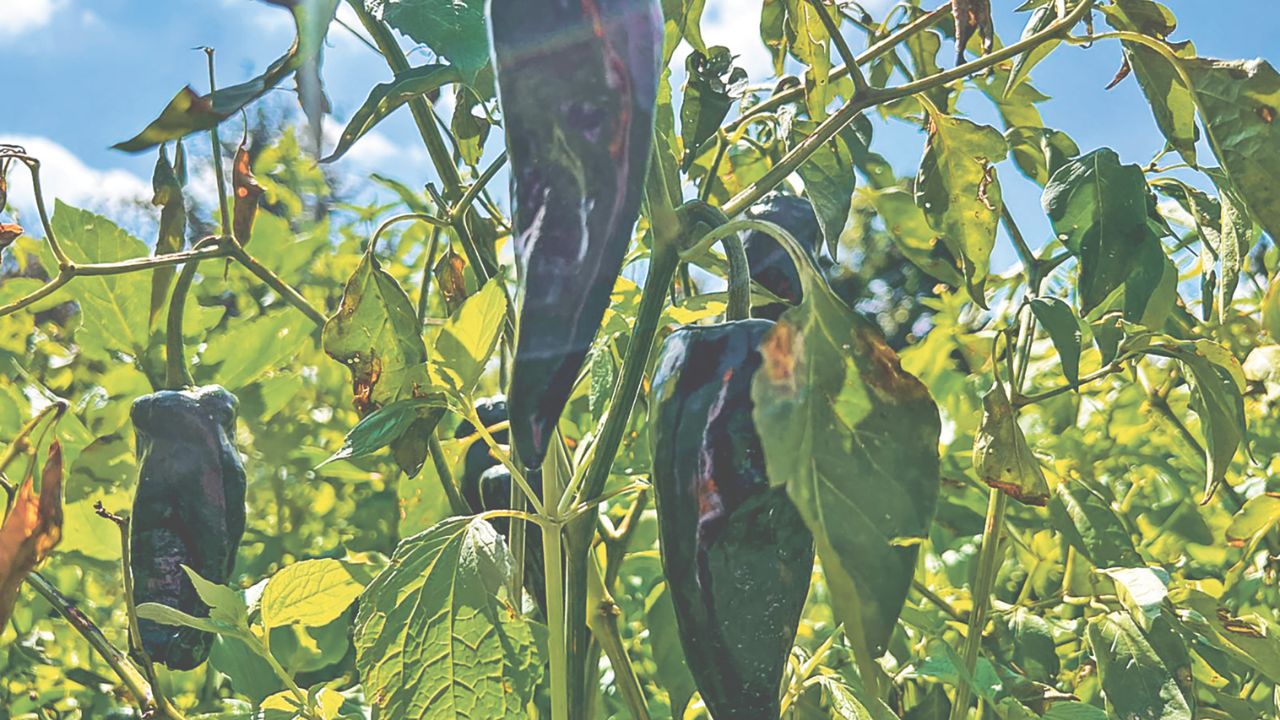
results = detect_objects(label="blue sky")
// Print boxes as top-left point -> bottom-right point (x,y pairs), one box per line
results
1,0 -> 1275,266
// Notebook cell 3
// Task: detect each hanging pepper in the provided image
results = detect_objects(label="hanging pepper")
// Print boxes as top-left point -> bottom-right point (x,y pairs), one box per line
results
742,192 -> 821,319
453,396 -> 546,612
130,385 -> 246,670
651,320 -> 815,720
491,0 -> 663,470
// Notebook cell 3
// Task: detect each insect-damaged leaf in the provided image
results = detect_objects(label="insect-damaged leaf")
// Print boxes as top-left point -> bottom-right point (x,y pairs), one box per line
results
354,516 -> 541,718
113,0 -> 340,152
679,47 -> 746,171
0,442 -> 63,628
973,383 -> 1049,506
915,99 -> 1006,306
951,0 -> 993,66
751,236 -> 940,657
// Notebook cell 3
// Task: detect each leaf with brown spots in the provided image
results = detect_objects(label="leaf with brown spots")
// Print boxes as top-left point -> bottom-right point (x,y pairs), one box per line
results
323,251 -> 433,475
751,230 -> 940,657
0,441 -> 63,628
433,250 -> 469,315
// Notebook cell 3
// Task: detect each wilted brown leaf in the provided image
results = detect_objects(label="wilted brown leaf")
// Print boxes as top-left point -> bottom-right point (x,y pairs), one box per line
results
952,0 -> 993,66
232,141 -> 264,246
0,441 -> 64,627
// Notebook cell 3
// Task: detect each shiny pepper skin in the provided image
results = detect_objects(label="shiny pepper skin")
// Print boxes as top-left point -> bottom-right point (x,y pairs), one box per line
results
651,320 -> 815,720
742,192 -> 821,319
129,386 -> 246,670
491,0 -> 663,471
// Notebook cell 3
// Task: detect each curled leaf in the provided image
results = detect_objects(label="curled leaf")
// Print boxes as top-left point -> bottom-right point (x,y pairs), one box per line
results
232,141 -> 264,246
433,250 -> 469,315
952,0 -> 994,66
973,383 -> 1050,505
0,223 -> 22,251
0,441 -> 64,627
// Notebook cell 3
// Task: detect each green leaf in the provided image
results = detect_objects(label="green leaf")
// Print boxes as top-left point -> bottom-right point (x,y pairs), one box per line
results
1103,2 -> 1197,164
868,187 -> 965,287
374,0 -> 490,83
1049,480 -> 1142,568
1098,566 -> 1170,626
1181,589 -> 1280,684
354,516 -> 541,718
181,565 -> 251,629
1185,58 -> 1280,242
135,603 -> 238,636
202,312 -> 313,391
49,202 -> 151,356
1005,5 -> 1060,96
1226,493 -> 1280,548
1124,237 -> 1178,329
261,559 -> 364,630
321,397 -> 449,467
1041,702 -> 1109,720
793,120 -> 857,259
1029,297 -> 1082,388
1087,612 -> 1192,720
1043,149 -> 1153,312
431,278 -> 508,394
322,64 -> 462,163
323,250 -> 434,475
1215,186 -> 1252,323
915,101 -> 1007,305
785,0 -> 836,120
114,0 -> 340,151
973,383 -> 1049,506
752,250 -> 941,656
1143,339 -> 1246,501
1005,126 -> 1080,187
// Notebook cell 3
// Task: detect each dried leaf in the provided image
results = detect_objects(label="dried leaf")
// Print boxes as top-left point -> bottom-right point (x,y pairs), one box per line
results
0,442 -> 64,627
232,141 -> 264,246
434,250 -> 469,315
0,223 -> 22,250
952,0 -> 994,66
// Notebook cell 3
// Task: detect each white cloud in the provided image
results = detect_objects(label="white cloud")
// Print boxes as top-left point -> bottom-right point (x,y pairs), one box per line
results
0,0 -> 65,40
0,135 -> 150,225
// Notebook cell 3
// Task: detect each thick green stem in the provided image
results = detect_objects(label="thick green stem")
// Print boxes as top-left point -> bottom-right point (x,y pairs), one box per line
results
948,491 -> 1008,720
426,434 -> 470,517
720,231 -> 751,321
164,256 -> 202,390
542,468 -> 569,720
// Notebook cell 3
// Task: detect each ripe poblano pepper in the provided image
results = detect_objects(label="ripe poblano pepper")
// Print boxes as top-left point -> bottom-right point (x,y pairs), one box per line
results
491,0 -> 663,470
130,386 -> 246,670
742,192 -> 821,319
651,320 -> 815,720
453,396 -> 547,613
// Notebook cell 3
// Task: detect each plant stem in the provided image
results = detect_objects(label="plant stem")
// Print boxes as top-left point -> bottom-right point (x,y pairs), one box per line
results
585,558 -> 651,720
225,243 -> 327,327
949,490 -> 1007,720
25,572 -> 173,718
164,250 -> 203,389
426,434 -> 470,517
721,230 -> 752,321
542,469 -> 569,720
204,49 -> 232,240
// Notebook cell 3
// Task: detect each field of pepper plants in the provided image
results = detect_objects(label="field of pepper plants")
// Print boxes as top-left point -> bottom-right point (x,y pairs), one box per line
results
2,0 -> 1280,717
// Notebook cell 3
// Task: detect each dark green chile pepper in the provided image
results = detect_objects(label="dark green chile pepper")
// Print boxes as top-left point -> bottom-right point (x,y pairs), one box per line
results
129,386 -> 246,670
651,320 -> 815,720
742,192 -> 821,319
453,396 -> 547,612
491,0 -> 663,470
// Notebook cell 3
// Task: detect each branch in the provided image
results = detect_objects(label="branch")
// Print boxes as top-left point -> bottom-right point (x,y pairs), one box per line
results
807,0 -> 867,94
722,0 -> 1095,218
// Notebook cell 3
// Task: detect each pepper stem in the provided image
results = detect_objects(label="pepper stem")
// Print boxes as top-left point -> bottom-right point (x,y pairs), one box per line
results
720,231 -> 751,321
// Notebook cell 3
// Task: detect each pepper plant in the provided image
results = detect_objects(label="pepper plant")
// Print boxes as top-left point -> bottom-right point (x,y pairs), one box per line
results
2,0 -> 1280,718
